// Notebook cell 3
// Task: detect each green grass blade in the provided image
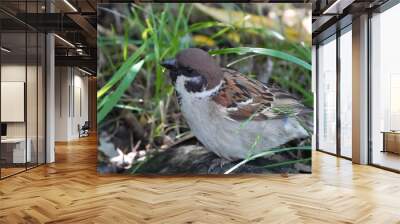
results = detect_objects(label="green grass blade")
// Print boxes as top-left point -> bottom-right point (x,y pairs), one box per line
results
174,4 -> 185,36
209,47 -> 311,71
187,21 -> 233,34
97,44 -> 146,99
224,146 -> 311,174
115,104 -> 143,112
211,26 -> 232,39
97,93 -> 110,111
123,23 -> 129,60
97,60 -> 145,123
291,42 -> 311,63
226,54 -> 257,67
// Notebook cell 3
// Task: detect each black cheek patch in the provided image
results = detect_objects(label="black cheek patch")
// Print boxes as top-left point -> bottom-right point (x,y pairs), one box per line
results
184,76 -> 207,93
169,71 -> 178,84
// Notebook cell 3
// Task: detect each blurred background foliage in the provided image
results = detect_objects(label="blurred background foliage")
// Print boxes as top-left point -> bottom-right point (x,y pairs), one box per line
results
97,3 -> 312,172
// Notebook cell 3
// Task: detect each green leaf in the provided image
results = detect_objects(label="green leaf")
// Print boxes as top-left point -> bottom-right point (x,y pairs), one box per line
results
209,47 -> 311,71
97,44 -> 146,99
97,60 -> 145,123
174,4 -> 185,36
211,26 -> 232,39
97,93 -> 110,111
226,54 -> 257,67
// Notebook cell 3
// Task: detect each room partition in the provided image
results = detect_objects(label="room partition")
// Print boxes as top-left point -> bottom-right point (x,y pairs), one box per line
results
0,0 -> 47,179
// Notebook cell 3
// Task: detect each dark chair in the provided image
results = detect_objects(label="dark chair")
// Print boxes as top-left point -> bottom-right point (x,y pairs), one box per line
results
78,121 -> 90,138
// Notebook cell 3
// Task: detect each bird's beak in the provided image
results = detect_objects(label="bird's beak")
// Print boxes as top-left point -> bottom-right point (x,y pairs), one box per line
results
161,59 -> 177,70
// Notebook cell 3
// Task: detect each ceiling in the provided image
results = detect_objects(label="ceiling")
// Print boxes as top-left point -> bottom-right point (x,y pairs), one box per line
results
0,0 -> 97,74
312,0 -> 390,44
1,0 -> 394,72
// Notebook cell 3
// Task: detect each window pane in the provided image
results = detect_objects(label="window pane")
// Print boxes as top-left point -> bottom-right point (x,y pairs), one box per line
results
1,30 -> 27,177
340,29 -> 352,158
318,37 -> 337,154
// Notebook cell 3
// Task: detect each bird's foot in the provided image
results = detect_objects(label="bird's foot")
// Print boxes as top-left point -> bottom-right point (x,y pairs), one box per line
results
208,158 -> 231,174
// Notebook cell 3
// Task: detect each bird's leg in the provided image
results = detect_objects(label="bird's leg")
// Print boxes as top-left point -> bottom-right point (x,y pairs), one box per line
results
219,158 -> 231,168
208,157 -> 231,174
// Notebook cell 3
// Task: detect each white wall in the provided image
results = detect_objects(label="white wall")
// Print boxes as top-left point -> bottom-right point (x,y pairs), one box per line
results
1,63 -> 46,164
54,67 -> 89,141
1,65 -> 41,138
1,65 -> 26,139
72,73 -> 89,138
55,67 -> 69,141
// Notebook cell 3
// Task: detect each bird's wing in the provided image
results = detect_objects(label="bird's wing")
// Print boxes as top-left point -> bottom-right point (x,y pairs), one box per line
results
212,68 -> 307,121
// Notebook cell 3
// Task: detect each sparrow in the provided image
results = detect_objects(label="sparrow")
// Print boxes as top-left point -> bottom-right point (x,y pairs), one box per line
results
161,48 -> 310,161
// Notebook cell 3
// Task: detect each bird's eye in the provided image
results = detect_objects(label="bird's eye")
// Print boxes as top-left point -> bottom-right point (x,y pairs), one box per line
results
181,67 -> 196,77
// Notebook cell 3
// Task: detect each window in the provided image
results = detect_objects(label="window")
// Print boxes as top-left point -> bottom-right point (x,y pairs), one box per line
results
317,36 -> 337,154
0,1 -> 47,179
370,3 -> 400,171
339,28 -> 352,158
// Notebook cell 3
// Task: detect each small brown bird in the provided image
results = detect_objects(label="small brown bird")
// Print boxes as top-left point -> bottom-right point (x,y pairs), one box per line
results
161,48 -> 309,161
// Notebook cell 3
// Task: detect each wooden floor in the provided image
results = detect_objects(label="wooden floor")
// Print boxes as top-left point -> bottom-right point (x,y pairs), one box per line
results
1,167 -> 26,178
1,135 -> 400,224
373,150 -> 400,171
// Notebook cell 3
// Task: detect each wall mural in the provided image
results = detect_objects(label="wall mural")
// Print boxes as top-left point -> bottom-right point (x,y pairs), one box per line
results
97,3 -> 313,175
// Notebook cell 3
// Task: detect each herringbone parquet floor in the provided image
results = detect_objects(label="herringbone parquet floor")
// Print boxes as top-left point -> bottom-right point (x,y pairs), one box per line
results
1,135 -> 400,224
